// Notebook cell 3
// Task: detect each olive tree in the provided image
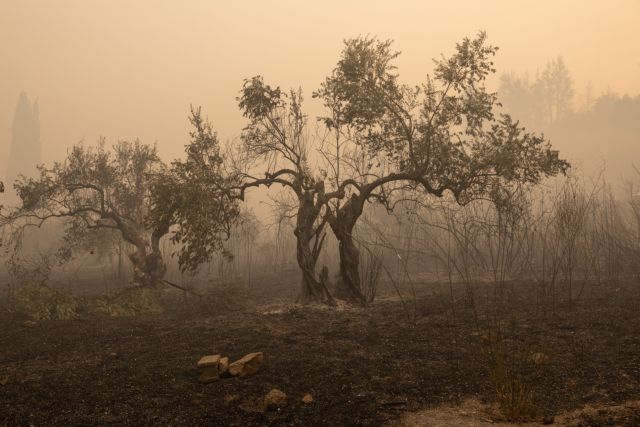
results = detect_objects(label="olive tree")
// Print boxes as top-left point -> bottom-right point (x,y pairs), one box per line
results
232,81 -> 338,304
160,32 -> 568,305
147,107 -> 240,275
313,32 -> 569,302
6,141 -> 171,287
178,81 -> 341,304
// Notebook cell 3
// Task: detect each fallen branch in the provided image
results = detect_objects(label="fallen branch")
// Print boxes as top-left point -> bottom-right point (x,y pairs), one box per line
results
161,279 -> 203,298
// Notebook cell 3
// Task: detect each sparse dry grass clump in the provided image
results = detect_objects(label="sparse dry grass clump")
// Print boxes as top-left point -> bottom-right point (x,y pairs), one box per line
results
484,338 -> 546,423
490,355 -> 538,421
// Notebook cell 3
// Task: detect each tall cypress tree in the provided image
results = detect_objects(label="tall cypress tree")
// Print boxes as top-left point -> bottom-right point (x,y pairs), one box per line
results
5,92 -> 41,205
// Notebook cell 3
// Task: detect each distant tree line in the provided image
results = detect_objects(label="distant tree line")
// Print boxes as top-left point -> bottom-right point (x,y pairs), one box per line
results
499,57 -> 640,179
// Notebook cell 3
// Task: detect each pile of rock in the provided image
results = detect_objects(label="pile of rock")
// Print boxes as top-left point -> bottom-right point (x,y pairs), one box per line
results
197,352 -> 263,383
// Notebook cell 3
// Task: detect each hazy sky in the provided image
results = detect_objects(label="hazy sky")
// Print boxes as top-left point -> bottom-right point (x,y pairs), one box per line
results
1,0 -> 639,174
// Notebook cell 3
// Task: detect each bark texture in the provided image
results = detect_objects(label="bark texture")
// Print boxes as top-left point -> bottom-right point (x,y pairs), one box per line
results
295,189 -> 333,305
328,194 -> 366,304
119,219 -> 166,288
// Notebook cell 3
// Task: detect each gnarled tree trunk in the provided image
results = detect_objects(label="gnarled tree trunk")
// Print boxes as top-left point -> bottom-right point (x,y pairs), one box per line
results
329,195 -> 366,304
146,231 -> 167,286
120,220 -> 166,288
295,190 -> 333,305
296,236 -> 331,304
128,243 -> 165,288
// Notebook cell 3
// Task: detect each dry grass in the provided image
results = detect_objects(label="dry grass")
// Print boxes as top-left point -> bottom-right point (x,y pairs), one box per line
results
488,346 -> 539,422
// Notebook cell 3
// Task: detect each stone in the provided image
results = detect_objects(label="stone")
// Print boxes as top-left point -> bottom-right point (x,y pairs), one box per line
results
218,356 -> 229,376
198,366 -> 220,383
302,393 -> 314,404
197,366 -> 219,383
197,354 -> 222,383
228,352 -> 263,377
264,388 -> 287,410
197,354 -> 221,368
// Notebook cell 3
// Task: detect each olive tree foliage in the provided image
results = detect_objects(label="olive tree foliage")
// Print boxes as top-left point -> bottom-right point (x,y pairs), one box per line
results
3,141 -> 170,287
147,107 -> 240,274
151,100 -> 334,303
311,32 -> 569,302
232,79 -> 340,304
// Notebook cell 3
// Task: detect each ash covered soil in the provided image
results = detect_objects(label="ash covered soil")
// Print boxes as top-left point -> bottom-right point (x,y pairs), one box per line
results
1,279 -> 640,426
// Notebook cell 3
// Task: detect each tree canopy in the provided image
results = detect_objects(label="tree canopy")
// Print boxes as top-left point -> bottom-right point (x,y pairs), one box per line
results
175,32 -> 569,303
147,107 -> 240,273
6,140 -> 169,286
309,32 -> 569,301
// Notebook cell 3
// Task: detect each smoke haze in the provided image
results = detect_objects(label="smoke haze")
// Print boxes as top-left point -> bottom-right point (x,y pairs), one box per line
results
2,2 -> 639,167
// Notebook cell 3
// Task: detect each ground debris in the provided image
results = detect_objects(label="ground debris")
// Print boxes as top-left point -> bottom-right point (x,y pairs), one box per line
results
264,388 -> 288,410
530,352 -> 551,365
238,396 -> 267,414
223,394 -> 240,405
2,282 -> 640,426
21,320 -> 37,328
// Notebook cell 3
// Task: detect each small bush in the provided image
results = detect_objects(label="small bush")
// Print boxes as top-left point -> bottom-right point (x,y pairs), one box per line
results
89,287 -> 163,317
9,283 -> 80,320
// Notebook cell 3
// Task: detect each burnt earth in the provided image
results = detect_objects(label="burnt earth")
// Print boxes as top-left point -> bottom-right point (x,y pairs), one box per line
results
1,281 -> 640,426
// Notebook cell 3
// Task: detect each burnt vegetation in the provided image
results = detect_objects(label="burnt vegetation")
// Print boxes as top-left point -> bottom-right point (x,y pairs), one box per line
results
1,33 -> 640,426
